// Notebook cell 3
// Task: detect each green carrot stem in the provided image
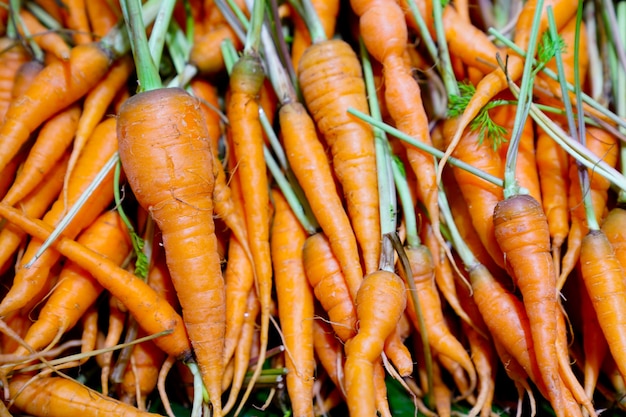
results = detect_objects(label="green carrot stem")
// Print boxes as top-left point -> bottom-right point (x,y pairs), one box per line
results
147,0 -> 177,68
501,0 -> 544,199
348,108 -> 507,189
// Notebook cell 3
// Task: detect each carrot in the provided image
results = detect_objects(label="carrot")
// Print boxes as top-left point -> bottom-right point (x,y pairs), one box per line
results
7,209 -> 131,361
117,86 -> 226,415
536,125 -> 570,274
33,0 -> 64,25
311,319 -> 344,393
0,41 -> 113,172
438,0 -> 576,180
0,153 -> 67,271
2,103 -> 81,206
63,54 -> 134,196
290,0 -> 339,69
100,295 -> 129,396
297,37 -> 381,276
302,233 -> 356,344
0,38 -> 30,121
579,229 -> 626,384
59,0 -> 93,45
493,193 -> 576,416
270,188 -> 315,417
0,201 -> 193,362
226,50 -> 274,415
7,375 -> 163,417
222,289 -> 260,415
355,0 -> 441,257
17,8 -> 71,61
86,0 -> 121,38
0,117 -> 118,317
279,100 -> 364,302
601,207 -> 626,270
442,119 -> 506,269
559,127 -> 619,288
10,59 -> 44,101
190,24 -> 242,75
343,269 -> 407,415
118,333 -> 167,410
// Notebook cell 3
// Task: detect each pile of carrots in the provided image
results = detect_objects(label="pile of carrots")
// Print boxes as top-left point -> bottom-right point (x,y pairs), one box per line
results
1,0 -> 626,416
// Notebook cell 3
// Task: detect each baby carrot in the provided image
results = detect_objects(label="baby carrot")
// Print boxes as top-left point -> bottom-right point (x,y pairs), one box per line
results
270,188 -> 315,417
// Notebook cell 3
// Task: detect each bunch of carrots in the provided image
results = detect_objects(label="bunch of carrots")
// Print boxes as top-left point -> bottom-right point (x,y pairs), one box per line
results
1,0 -> 626,416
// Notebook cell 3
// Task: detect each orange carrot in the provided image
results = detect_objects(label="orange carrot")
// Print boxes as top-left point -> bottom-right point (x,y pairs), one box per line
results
290,0 -> 340,69
0,201 -> 193,362
343,269 -> 406,416
7,209 -> 130,360
0,41 -> 113,171
86,0 -> 121,38
8,375 -> 163,417
302,232 -> 357,343
2,104 -> 81,206
100,295 -> 128,396
279,100 -> 364,301
601,207 -> 626,270
63,54 -> 134,194
10,59 -> 44,101
0,117 -> 117,317
298,38 -> 381,276
493,193 -> 575,416
59,0 -> 93,45
190,24 -> 242,75
270,189 -> 315,417
17,9 -> 71,60
117,87 -> 225,415
0,38 -> 30,121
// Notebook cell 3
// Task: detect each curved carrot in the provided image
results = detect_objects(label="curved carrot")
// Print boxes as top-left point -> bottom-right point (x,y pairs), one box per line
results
3,103 -> 81,206
404,243 -> 477,397
493,193 -> 573,416
271,189 -> 315,417
279,100 -> 364,302
343,269 -> 406,416
63,55 -> 134,195
601,207 -> 626,269
17,9 -> 71,60
8,375 -> 163,417
298,38 -> 381,276
0,117 -> 117,317
8,209 -> 131,360
356,0 -> 440,254
118,87 -> 226,415
302,232 -> 357,343
0,202 -> 193,362
0,41 -> 113,172
0,152 -> 67,270
559,127 -> 619,288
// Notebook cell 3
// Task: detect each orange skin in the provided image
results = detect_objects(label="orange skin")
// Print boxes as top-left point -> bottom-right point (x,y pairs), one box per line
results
86,0 -> 121,38
279,101 -> 363,300
302,232 -> 357,343
17,9 -> 71,60
117,87 -> 225,415
297,38 -> 381,276
8,375 -> 163,417
602,207 -> 626,270
0,201 -> 193,362
0,117 -> 118,317
0,38 -> 30,122
9,210 -> 130,359
271,189 -> 316,417
343,270 -> 406,416
493,194 -> 577,417
0,42 -> 112,172
3,104 -> 81,206
0,153 -> 67,270
59,0 -> 93,45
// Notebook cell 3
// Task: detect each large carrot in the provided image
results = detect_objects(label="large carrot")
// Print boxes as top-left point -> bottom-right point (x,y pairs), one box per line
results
7,375 -> 163,417
0,202 -> 193,362
270,188 -> 315,417
117,86 -> 226,415
0,117 -> 118,317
